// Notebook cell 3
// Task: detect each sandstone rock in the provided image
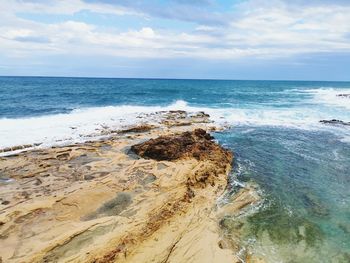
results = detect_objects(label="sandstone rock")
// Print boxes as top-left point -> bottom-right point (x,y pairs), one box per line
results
0,111 -> 247,263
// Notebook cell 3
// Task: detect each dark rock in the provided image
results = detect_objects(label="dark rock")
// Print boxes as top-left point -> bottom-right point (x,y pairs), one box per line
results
84,174 -> 95,180
83,192 -> 133,220
34,178 -> 42,186
140,174 -> 157,185
320,119 -> 350,126
220,217 -> 244,231
0,177 -> 14,184
338,223 -> 350,234
301,193 -> 329,217
119,124 -> 155,134
191,111 -> 210,118
337,94 -> 350,98
131,128 -> 231,162
169,110 -> 186,114
56,152 -> 70,161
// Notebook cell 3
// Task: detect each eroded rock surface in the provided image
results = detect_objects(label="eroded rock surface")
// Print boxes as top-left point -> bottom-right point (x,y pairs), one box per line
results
0,111 -> 258,263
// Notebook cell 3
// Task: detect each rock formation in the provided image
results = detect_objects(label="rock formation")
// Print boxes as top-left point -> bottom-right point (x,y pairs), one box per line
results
0,111 -> 259,263
131,128 -> 228,162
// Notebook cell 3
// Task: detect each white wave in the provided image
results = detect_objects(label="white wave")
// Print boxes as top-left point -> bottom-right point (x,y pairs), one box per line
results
306,88 -> 350,110
1,91 -> 350,155
0,100 -> 194,153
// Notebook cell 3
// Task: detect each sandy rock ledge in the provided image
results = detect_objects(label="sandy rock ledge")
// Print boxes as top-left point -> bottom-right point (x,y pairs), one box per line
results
0,111 -> 259,263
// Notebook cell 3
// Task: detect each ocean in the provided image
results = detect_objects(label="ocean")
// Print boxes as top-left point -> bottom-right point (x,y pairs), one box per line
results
1,76 -> 349,262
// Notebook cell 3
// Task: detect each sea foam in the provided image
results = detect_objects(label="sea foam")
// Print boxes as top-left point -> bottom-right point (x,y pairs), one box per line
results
306,88 -> 350,110
0,100 -> 189,152
1,87 -> 350,155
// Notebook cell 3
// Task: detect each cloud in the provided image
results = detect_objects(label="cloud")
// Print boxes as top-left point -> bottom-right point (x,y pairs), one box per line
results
171,0 -> 212,4
0,0 -> 350,62
283,0 -> 350,6
14,35 -> 50,43
83,0 -> 228,25
3,0 -> 138,16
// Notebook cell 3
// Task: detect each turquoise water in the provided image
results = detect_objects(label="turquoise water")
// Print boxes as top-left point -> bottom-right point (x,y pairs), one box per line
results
0,77 -> 349,262
216,127 -> 350,262
0,77 -> 349,118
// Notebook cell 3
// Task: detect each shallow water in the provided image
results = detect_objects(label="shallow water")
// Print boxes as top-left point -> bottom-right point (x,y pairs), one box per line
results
1,77 -> 349,262
216,127 -> 350,262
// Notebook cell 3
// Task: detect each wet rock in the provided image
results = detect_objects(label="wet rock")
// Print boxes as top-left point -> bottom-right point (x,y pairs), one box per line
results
157,163 -> 168,170
0,147 -> 12,153
220,217 -> 244,231
162,121 -> 192,127
338,223 -> 350,234
84,174 -> 95,180
168,110 -> 187,119
83,192 -> 133,220
0,177 -> 15,184
156,110 -> 212,127
191,111 -> 210,118
131,128 -> 231,162
319,119 -> 350,126
245,201 -> 324,247
337,94 -> 350,98
0,143 -> 40,153
34,178 -> 42,186
301,193 -> 329,217
334,252 -> 350,263
140,174 -> 157,185
56,152 -> 71,161
246,255 -> 266,263
68,154 -> 100,166
119,124 -> 156,134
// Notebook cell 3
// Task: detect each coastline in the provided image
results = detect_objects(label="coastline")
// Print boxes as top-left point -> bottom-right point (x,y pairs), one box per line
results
0,111 -> 260,263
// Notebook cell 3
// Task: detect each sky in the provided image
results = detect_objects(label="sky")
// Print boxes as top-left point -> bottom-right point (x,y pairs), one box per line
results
0,0 -> 350,80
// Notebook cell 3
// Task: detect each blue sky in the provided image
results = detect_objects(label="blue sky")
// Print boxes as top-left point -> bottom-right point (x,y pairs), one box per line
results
0,0 -> 349,80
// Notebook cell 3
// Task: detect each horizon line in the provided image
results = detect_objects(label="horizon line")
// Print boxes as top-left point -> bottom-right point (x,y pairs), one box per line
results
0,75 -> 349,83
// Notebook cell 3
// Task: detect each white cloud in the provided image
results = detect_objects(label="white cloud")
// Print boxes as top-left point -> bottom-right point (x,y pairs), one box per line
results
1,0 -> 137,16
0,0 -> 350,60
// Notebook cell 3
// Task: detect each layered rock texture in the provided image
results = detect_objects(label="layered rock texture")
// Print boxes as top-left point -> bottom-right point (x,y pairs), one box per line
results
0,111 -> 259,263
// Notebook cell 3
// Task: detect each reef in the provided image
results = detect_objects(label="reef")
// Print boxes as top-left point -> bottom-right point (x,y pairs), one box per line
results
0,111 -> 260,263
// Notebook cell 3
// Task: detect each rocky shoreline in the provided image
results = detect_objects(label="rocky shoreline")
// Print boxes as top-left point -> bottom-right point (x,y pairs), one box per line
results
0,111 -> 260,263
